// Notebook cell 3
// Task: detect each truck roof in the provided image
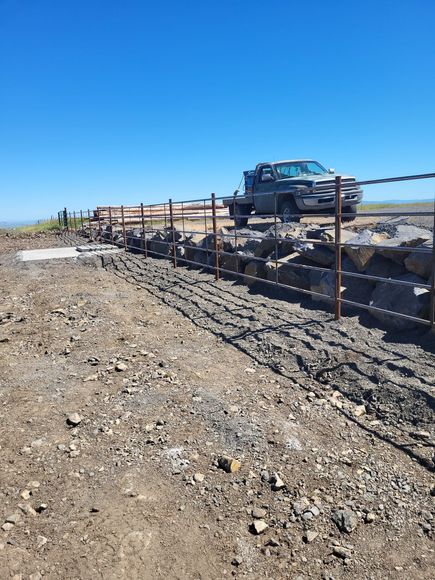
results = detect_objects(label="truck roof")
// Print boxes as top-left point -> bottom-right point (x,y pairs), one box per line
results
257,159 -> 316,166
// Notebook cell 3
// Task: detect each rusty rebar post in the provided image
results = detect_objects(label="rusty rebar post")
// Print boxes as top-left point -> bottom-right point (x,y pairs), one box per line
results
203,200 -> 208,236
140,203 -> 147,258
108,207 -> 114,244
233,192 -> 238,272
169,198 -> 177,268
97,208 -> 102,241
334,175 -> 343,320
121,205 -> 127,250
274,192 -> 278,285
149,205 -> 152,229
80,209 -> 84,231
430,198 -> 435,331
211,192 -> 219,280
87,209 -> 92,240
73,211 -> 77,234
181,201 -> 186,263
149,205 -> 154,244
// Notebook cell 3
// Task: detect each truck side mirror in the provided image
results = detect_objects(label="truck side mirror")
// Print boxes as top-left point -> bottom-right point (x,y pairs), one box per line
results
261,174 -> 274,183
328,168 -> 335,174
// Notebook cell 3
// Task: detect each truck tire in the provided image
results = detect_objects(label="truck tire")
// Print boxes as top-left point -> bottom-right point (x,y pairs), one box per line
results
342,205 -> 357,222
280,198 -> 300,224
234,204 -> 251,228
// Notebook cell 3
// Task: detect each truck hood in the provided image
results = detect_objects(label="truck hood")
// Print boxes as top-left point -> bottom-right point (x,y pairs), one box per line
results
277,173 -> 356,186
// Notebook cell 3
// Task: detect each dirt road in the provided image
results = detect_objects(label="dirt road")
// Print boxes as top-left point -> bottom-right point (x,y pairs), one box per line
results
0,232 -> 434,579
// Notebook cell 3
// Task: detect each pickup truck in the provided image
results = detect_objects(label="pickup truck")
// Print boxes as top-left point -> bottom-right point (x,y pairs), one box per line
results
223,159 -> 363,227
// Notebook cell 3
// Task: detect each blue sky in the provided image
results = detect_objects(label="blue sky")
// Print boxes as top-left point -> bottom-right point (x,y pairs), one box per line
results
1,0 -> 434,220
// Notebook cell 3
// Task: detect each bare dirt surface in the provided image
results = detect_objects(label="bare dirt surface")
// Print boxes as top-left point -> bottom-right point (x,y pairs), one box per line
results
0,231 -> 434,580
354,203 -> 434,230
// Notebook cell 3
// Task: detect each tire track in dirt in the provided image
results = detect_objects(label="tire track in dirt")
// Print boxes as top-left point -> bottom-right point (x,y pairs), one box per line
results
98,251 -> 434,459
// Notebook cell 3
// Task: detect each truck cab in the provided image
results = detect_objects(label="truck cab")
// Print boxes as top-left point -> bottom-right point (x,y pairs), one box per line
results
223,160 -> 363,227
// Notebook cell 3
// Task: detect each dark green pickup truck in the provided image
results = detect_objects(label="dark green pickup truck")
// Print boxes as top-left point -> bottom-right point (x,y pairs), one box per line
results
223,159 -> 363,227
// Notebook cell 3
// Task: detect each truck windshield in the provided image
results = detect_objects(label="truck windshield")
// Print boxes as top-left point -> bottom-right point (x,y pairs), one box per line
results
275,161 -> 327,178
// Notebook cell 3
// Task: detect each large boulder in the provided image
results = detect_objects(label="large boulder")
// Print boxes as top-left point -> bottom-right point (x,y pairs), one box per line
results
340,257 -> 373,306
364,254 -> 407,282
369,273 -> 430,330
344,230 -> 389,271
199,232 -> 219,252
184,233 -> 205,262
171,228 -> 185,243
254,238 -> 279,259
404,241 -> 433,278
126,228 -> 150,253
313,227 -> 357,244
113,232 -> 124,248
102,225 -> 113,242
254,236 -> 297,260
221,251 -> 249,276
148,231 -> 171,258
293,241 -> 335,267
176,245 -> 186,260
266,253 -> 311,290
192,247 -> 209,267
308,258 -> 373,308
220,227 -> 264,254
244,260 -> 267,286
263,222 -> 305,239
309,269 -> 337,302
377,225 -> 432,264
262,223 -> 307,257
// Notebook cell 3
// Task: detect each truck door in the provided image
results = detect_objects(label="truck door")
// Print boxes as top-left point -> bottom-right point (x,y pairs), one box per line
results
254,165 -> 276,217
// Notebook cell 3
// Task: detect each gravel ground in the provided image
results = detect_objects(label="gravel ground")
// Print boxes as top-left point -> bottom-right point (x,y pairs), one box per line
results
356,203 -> 434,230
0,231 -> 434,580
101,248 -> 435,453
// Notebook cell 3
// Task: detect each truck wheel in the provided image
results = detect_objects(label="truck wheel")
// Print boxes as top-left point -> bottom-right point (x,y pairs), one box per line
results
234,204 -> 250,228
280,199 -> 300,224
342,205 -> 357,222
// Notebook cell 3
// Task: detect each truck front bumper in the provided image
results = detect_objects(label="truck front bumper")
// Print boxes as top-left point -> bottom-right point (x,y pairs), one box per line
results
295,189 -> 363,211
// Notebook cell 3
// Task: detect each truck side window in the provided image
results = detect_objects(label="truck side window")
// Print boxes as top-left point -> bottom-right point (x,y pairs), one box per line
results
258,166 -> 273,182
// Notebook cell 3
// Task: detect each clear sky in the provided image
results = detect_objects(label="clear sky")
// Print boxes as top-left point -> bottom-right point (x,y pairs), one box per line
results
1,0 -> 435,221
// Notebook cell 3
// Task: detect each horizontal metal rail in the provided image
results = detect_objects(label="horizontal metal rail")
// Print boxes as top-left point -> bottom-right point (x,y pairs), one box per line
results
63,170 -> 435,332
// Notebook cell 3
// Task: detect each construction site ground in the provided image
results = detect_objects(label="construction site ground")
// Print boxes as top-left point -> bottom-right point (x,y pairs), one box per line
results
0,230 -> 434,580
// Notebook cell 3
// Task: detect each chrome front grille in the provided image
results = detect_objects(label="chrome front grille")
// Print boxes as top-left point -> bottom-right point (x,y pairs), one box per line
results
312,179 -> 359,195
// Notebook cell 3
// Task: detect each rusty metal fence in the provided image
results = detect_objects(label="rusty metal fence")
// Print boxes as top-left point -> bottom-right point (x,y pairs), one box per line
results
62,173 -> 435,330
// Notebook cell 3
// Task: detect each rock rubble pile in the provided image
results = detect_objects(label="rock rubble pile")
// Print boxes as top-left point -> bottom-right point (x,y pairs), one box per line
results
82,221 -> 434,329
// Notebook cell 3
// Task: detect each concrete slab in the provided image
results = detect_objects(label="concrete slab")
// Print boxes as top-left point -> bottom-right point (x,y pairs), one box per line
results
18,247 -> 80,262
76,244 -> 119,252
